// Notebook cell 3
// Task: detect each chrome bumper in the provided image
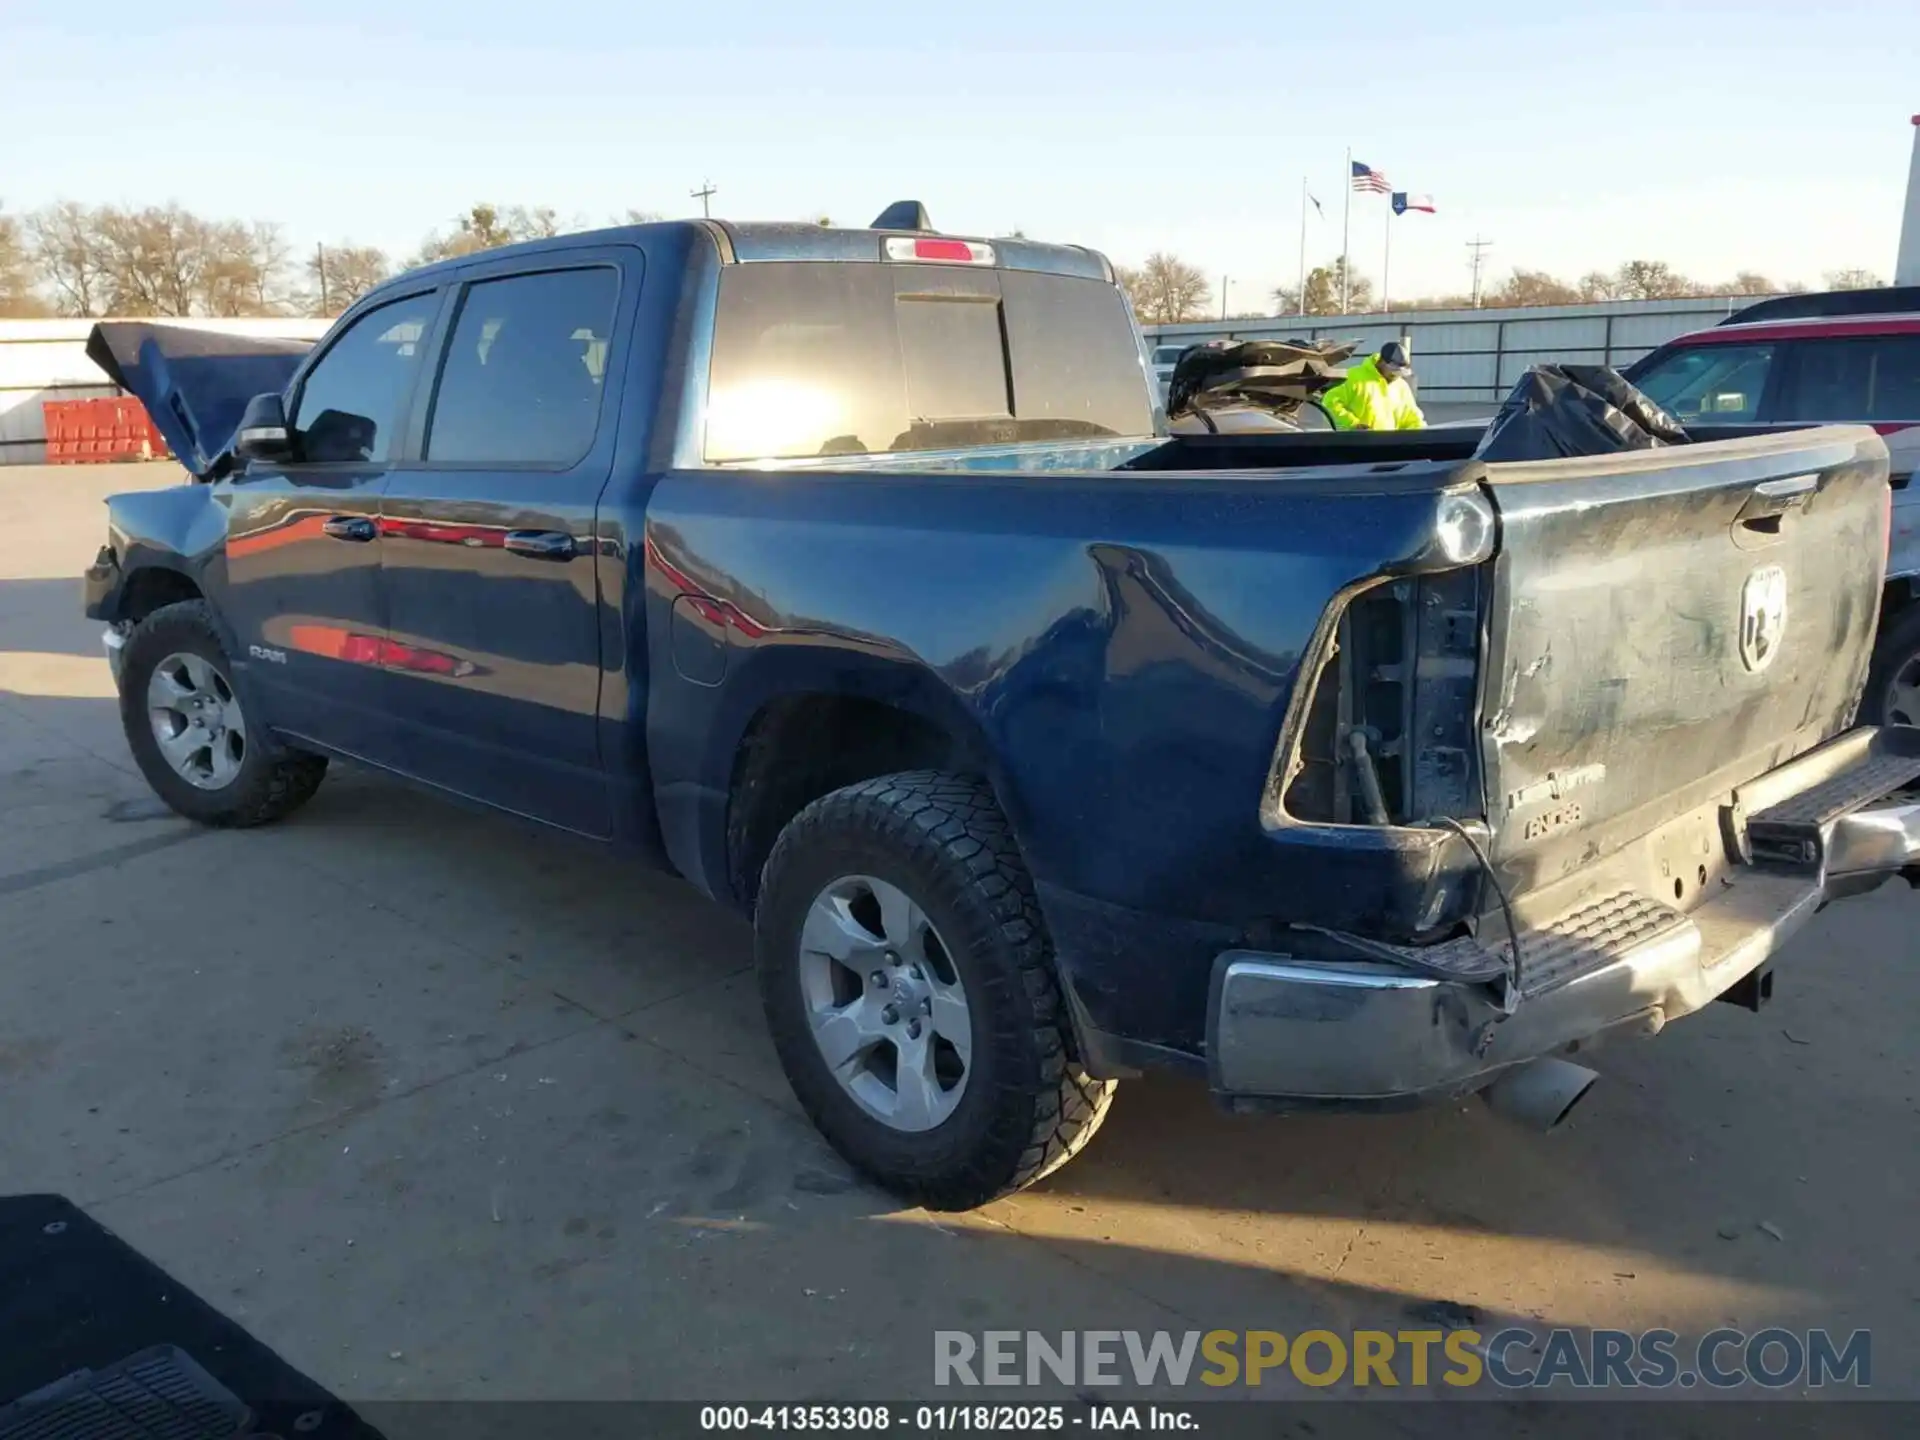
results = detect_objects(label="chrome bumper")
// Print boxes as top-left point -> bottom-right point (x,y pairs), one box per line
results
1208,727 -> 1920,1103
102,624 -> 128,687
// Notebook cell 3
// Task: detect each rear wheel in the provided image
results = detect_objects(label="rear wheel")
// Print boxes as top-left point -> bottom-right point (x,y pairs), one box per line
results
120,600 -> 327,826
755,771 -> 1115,1210
1863,604 -> 1920,727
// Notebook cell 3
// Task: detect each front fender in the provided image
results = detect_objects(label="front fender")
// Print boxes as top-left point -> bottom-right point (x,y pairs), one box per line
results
83,483 -> 226,623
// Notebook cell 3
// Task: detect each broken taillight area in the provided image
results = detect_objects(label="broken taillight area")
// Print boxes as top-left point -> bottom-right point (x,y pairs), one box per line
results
1283,566 -> 1486,826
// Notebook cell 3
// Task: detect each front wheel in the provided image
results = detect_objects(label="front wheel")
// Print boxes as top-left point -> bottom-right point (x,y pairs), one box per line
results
119,600 -> 328,826
755,771 -> 1115,1210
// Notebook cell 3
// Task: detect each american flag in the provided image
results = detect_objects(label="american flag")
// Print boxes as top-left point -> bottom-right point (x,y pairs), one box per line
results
1351,161 -> 1391,193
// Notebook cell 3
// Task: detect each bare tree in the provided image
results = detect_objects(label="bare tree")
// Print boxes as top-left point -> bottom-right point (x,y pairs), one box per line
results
1824,267 -> 1885,291
1490,268 -> 1580,307
1612,259 -> 1696,300
1119,253 -> 1211,325
87,204 -> 207,315
200,220 -> 294,315
1577,270 -> 1622,302
0,203 -> 46,316
1277,258 -> 1373,316
412,203 -> 571,267
1728,271 -> 1777,295
307,243 -> 390,315
28,201 -> 109,315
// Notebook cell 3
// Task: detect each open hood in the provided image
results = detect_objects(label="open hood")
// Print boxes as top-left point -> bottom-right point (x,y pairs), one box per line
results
86,322 -> 315,478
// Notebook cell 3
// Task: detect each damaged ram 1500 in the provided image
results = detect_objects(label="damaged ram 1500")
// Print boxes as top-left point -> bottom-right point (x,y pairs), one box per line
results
82,208 -> 1920,1209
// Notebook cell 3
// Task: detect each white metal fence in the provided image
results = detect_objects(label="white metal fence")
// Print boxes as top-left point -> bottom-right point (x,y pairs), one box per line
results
1144,294 -> 1782,411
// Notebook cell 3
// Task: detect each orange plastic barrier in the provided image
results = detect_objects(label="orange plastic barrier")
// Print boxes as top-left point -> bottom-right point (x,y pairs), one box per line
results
43,397 -> 170,464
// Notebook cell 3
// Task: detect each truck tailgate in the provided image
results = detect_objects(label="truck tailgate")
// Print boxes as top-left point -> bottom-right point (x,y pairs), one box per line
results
1479,426 -> 1891,890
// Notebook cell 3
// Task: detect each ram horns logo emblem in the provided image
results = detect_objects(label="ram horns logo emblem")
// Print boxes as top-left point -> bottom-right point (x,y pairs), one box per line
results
1739,566 -> 1788,673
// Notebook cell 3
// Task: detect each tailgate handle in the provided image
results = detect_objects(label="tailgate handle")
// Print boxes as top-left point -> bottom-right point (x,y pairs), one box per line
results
1736,474 -> 1817,535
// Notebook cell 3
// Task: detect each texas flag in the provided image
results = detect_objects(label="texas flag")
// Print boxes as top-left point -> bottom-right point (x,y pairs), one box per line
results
1392,193 -> 1437,215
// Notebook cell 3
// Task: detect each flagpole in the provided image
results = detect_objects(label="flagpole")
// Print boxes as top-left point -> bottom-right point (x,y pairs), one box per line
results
1297,175 -> 1308,317
1340,148 -> 1352,314
1383,202 -> 1393,314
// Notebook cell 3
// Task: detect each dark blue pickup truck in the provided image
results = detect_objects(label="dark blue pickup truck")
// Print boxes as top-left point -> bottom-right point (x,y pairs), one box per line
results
82,210 -> 1920,1209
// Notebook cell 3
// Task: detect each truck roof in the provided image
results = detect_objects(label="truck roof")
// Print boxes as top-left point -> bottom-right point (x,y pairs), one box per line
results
383,217 -> 1114,289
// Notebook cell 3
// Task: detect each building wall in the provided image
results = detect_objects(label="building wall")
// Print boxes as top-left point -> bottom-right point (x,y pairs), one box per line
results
0,316 -> 332,464
1144,294 -> 1780,410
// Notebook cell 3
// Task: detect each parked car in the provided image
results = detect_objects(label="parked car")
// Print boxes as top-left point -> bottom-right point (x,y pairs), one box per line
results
1625,309 -> 1920,724
84,211 -> 1919,1209
1149,343 -> 1188,395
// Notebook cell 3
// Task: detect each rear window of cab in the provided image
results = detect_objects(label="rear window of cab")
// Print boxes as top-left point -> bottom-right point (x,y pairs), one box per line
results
704,262 -> 1155,462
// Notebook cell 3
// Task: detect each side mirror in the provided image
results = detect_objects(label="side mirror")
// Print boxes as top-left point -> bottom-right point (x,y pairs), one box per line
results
234,393 -> 292,463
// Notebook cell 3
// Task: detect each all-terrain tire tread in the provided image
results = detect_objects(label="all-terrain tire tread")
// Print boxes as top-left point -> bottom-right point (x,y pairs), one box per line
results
758,770 -> 1115,1209
120,600 -> 327,827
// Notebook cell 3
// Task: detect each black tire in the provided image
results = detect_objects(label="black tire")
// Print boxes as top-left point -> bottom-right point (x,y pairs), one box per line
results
1863,603 -> 1920,728
119,600 -> 328,827
755,771 -> 1115,1210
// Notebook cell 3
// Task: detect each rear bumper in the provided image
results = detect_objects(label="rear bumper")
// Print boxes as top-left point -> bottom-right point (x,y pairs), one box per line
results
1207,726 -> 1920,1105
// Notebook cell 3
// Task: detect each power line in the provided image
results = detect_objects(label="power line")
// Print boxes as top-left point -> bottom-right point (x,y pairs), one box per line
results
1467,236 -> 1494,308
691,181 -> 717,220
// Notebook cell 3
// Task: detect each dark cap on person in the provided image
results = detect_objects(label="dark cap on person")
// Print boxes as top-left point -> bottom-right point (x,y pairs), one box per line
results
1377,341 -> 1412,377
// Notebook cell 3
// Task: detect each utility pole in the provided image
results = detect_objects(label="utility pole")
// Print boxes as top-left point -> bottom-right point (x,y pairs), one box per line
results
315,242 -> 328,315
691,181 -> 717,220
1297,176 -> 1310,318
1467,236 -> 1494,308
1220,275 -> 1230,322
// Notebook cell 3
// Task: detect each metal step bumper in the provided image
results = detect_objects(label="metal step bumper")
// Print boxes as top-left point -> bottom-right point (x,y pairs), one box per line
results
1207,726 -> 1920,1104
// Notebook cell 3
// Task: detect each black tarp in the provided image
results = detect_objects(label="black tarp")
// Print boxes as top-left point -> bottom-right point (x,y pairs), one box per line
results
1474,363 -> 1689,463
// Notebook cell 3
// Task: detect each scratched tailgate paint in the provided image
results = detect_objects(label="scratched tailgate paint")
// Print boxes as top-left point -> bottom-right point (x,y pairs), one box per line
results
1478,425 -> 1890,892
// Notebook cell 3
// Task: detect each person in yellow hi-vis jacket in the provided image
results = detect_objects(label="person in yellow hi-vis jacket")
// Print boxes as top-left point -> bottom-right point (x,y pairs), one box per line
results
1321,341 -> 1426,430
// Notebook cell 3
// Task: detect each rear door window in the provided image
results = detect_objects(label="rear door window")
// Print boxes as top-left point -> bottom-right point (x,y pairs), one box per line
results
705,262 -> 1152,462
1774,335 -> 1920,423
425,267 -> 620,466
1630,342 -> 1776,425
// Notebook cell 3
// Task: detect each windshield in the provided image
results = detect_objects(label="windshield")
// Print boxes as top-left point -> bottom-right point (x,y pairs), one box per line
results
1630,341 -> 1776,424
706,262 -> 1155,462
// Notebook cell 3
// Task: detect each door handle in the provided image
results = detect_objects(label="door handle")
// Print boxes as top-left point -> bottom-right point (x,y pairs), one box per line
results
321,515 -> 377,542
503,530 -> 577,561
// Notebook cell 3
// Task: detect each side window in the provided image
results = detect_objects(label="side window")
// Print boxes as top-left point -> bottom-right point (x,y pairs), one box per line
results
291,293 -> 438,464
425,268 -> 620,466
1630,343 -> 1775,424
1777,336 -> 1920,423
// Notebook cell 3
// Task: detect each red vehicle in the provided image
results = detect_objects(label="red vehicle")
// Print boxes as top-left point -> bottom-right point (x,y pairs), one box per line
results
1626,303 -> 1920,725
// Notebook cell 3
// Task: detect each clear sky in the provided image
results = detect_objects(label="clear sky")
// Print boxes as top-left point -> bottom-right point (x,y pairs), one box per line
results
5,0 -> 1915,307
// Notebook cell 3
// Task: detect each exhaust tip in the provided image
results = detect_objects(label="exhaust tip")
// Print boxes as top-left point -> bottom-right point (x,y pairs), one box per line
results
1481,1056 -> 1599,1133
